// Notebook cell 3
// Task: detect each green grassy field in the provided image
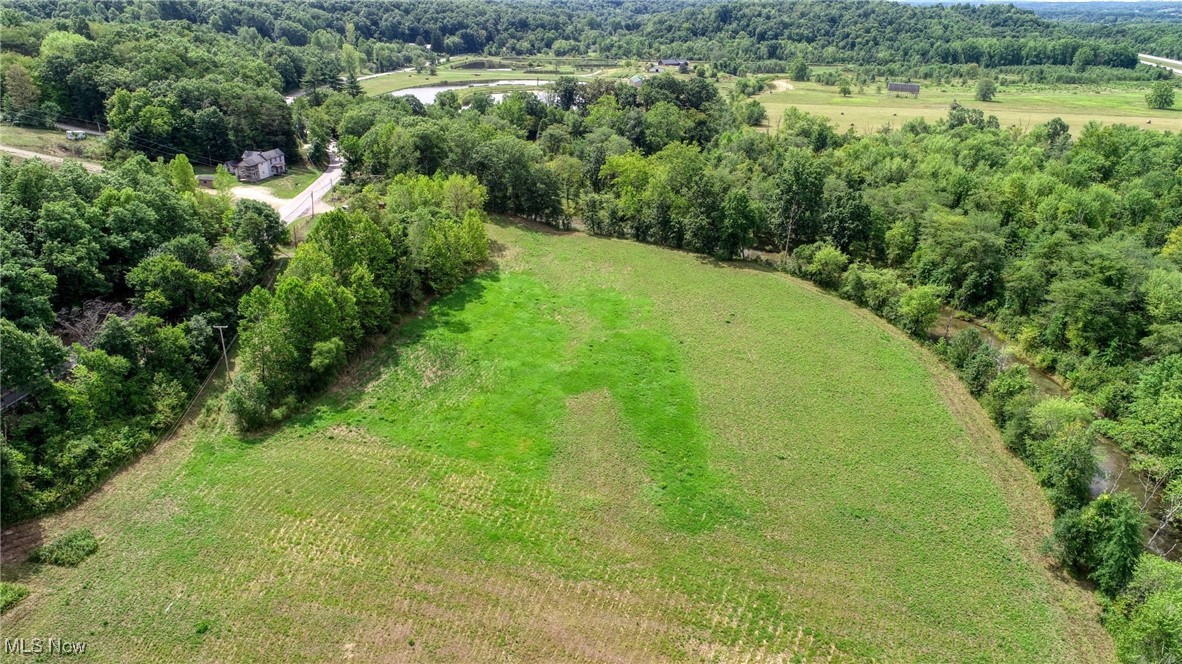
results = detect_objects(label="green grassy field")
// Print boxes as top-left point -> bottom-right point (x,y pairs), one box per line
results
0,220 -> 1112,661
759,79 -> 1182,134
0,124 -> 103,159
254,165 -> 322,199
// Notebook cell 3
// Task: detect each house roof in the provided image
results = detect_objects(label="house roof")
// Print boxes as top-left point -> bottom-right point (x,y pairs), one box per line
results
658,58 -> 688,66
237,149 -> 285,167
239,152 -> 267,167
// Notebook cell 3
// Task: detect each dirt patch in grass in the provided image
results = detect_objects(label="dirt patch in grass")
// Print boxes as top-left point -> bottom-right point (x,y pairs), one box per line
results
550,390 -> 658,558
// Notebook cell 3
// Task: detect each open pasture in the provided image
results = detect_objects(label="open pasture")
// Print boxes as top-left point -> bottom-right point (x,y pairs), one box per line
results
759,80 -> 1182,134
0,220 -> 1112,662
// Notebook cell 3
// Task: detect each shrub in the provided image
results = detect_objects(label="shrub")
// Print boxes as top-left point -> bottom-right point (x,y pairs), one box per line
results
1049,492 -> 1145,595
841,263 -> 916,329
0,582 -> 29,613
983,365 -> 1036,427
1146,80 -> 1175,110
1029,397 -> 1093,440
940,328 -> 986,367
807,243 -> 849,288
975,78 -> 997,102
225,372 -> 272,430
1106,555 -> 1182,663
937,329 -> 1001,395
898,284 -> 946,337
28,528 -> 99,567
1029,422 -> 1098,514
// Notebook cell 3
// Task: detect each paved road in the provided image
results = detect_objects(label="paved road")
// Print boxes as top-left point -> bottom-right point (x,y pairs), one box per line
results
0,144 -> 104,172
1140,53 -> 1182,76
278,155 -> 343,223
358,66 -> 415,81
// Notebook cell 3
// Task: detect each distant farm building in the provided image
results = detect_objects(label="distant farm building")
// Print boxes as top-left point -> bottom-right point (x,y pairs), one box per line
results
629,75 -> 645,87
887,82 -> 920,97
227,149 -> 286,183
658,58 -> 689,67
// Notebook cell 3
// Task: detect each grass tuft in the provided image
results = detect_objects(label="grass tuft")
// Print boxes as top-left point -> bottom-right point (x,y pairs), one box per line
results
28,528 -> 99,567
0,582 -> 30,613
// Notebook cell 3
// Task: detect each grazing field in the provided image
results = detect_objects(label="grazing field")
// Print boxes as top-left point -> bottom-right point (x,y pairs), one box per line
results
759,79 -> 1182,134
0,220 -> 1113,661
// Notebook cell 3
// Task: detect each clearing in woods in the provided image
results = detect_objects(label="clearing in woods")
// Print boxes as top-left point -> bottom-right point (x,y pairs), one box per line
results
0,219 -> 1113,661
758,79 -> 1182,134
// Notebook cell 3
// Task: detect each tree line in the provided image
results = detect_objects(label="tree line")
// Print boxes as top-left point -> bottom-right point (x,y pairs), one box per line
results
225,175 -> 488,428
5,1 -> 1178,169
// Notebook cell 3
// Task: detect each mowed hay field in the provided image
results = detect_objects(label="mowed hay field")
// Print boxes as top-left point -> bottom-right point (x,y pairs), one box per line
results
0,219 -> 1113,662
759,79 -> 1182,134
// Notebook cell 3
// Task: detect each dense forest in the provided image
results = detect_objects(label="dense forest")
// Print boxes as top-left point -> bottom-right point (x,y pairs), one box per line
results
1,156 -> 286,520
4,0 -> 1180,161
4,0 -> 1179,71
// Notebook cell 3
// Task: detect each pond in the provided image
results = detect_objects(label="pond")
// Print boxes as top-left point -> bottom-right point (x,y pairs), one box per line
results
932,311 -> 1179,559
392,79 -> 549,105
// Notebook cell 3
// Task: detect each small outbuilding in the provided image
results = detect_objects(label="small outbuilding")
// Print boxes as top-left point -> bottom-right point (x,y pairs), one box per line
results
629,75 -> 645,87
226,149 -> 287,183
887,82 -> 921,98
657,58 -> 689,67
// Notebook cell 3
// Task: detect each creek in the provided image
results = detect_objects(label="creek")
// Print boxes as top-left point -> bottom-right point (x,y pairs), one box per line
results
932,311 -> 1179,559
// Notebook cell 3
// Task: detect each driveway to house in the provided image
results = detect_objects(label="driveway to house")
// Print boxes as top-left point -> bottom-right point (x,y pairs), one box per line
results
278,154 -> 343,223
229,184 -> 289,208
0,144 -> 105,172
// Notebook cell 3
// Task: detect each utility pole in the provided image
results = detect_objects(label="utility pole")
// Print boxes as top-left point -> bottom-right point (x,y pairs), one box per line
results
213,325 -> 232,385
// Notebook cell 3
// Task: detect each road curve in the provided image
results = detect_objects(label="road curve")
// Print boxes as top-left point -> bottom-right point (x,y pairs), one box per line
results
279,157 -> 343,224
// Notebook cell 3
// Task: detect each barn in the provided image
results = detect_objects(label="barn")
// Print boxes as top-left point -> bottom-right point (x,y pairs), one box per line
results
887,82 -> 920,97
